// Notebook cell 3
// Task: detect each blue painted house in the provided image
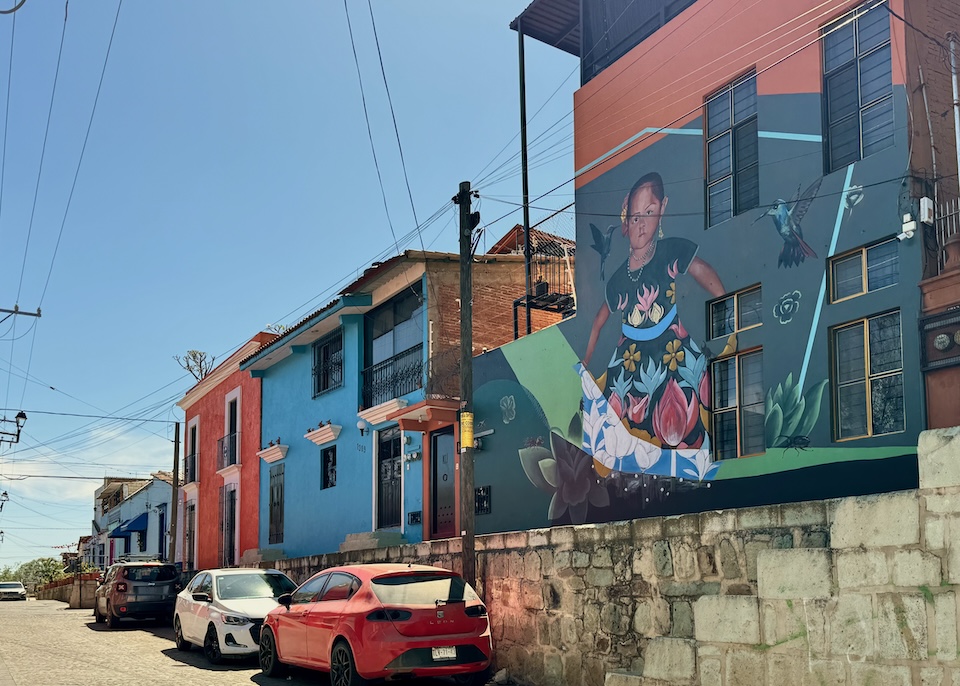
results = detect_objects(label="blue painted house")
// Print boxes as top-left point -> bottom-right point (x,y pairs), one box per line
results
239,247 -> 563,558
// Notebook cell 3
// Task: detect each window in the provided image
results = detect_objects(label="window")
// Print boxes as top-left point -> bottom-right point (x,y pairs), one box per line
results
705,71 -> 759,226
292,573 -> 328,604
710,286 -> 762,338
313,329 -> 343,397
185,423 -> 198,484
832,311 -> 903,439
823,1 -> 893,172
366,283 -> 424,366
830,238 -> 899,301
219,484 -> 237,567
712,349 -> 764,459
322,446 -> 336,489
268,463 -> 284,544
185,503 -> 196,570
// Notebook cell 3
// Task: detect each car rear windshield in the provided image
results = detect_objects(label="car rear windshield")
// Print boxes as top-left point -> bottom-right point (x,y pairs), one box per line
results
122,565 -> 178,582
371,573 -> 479,606
0,582 -> 24,589
217,573 -> 297,600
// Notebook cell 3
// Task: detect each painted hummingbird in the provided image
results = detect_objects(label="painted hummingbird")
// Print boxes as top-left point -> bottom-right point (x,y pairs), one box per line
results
589,223 -> 616,280
753,177 -> 823,268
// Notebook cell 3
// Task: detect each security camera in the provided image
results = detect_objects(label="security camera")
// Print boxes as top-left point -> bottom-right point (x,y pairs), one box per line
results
897,229 -> 914,241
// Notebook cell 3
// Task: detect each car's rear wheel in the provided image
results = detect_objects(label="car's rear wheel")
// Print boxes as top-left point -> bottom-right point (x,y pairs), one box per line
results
453,667 -> 491,686
174,616 -> 191,651
203,624 -> 223,665
258,627 -> 286,678
106,602 -> 119,629
330,640 -> 367,686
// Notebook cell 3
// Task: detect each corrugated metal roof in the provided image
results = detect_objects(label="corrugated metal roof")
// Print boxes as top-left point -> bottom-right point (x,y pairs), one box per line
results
510,0 -> 580,57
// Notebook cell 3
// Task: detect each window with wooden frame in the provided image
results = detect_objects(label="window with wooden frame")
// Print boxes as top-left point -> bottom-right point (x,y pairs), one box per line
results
268,463 -> 284,544
711,349 -> 765,459
705,71 -> 759,226
830,238 -> 899,302
313,329 -> 343,397
321,446 -> 336,489
832,310 -> 903,439
822,0 -> 893,172
709,285 -> 762,339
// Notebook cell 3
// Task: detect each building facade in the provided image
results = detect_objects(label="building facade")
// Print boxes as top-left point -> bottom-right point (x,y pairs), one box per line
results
90,473 -> 172,569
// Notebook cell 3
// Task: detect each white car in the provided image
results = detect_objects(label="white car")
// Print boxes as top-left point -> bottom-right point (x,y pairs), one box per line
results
173,568 -> 297,664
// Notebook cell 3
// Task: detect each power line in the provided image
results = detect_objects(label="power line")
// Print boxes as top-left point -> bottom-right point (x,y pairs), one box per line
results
0,408 -> 175,424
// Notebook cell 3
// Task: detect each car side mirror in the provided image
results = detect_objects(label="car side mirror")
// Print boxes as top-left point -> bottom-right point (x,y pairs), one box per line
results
191,593 -> 211,603
278,593 -> 292,608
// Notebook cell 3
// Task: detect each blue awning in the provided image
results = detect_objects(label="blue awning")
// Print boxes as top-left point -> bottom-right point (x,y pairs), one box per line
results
108,512 -> 148,538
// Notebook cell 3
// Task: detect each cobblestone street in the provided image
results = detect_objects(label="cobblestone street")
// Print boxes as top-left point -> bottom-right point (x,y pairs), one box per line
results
0,599 -> 476,686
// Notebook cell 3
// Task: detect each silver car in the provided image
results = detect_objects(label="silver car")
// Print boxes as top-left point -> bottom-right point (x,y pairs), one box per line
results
174,568 -> 297,664
0,581 -> 27,601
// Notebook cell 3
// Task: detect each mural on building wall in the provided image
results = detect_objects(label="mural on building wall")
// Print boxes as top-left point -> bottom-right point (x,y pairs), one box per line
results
754,178 -> 822,268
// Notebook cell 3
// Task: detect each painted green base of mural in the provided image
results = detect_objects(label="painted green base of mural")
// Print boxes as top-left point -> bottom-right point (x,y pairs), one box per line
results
501,326 -> 582,434
712,445 -> 918,480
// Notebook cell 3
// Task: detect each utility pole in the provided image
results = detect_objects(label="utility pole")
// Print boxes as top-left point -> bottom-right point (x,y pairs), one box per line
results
949,33 -> 960,194
454,180 -> 480,587
518,20 -> 533,336
169,422 -> 180,565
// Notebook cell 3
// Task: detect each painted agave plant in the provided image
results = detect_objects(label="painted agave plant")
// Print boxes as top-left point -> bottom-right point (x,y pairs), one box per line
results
764,373 -> 829,449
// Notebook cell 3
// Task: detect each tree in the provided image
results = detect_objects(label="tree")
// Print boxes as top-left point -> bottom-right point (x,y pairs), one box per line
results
11,557 -> 64,585
174,350 -> 216,381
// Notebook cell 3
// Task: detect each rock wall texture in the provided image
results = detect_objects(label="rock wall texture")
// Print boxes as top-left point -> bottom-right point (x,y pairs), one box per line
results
271,427 -> 960,686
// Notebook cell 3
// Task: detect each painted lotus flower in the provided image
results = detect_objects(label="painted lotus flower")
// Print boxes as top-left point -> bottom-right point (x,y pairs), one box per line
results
500,395 -> 516,424
628,304 -> 644,327
600,420 -> 640,461
699,373 -> 711,410
608,392 -> 626,420
621,343 -> 641,372
662,339 -> 685,371
546,433 -> 610,523
637,284 -> 659,313
670,320 -> 688,340
668,259 -> 680,279
648,301 -> 664,324
632,432 -> 662,471
617,292 -> 629,311
627,393 -> 649,424
652,379 -> 700,448
579,365 -> 604,402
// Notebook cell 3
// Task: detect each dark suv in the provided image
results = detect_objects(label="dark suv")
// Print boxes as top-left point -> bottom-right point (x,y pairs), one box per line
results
93,561 -> 181,628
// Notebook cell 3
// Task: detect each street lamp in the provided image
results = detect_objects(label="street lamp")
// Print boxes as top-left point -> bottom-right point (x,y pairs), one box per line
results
0,410 -> 26,445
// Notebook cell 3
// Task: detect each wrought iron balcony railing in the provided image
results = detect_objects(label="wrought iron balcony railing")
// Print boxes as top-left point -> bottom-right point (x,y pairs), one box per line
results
217,432 -> 238,471
184,453 -> 198,484
361,343 -> 424,409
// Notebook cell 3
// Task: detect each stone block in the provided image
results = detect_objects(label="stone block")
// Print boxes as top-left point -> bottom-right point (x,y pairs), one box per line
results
601,601 -> 633,636
670,600 -> 694,638
745,541 -> 767,582
572,551 -> 591,568
919,427 -> 960,490
671,541 -> 698,580
803,598 -> 830,658
925,493 -> 960,514
725,649 -> 765,685
603,520 -> 633,544
633,516 -> 663,541
719,538 -> 741,579
890,550 -> 942,587
551,526 -> 574,549
849,664 -> 912,686
523,552 -> 542,581
544,653 -> 563,684
642,638 -> 696,682
586,567 -> 615,587
528,529 -> 549,548
926,517 -> 945,550
767,654 -> 807,686
694,595 -> 760,644
697,546 -> 718,577
781,501 -> 827,527
921,667 -> 945,686
935,592 -> 957,661
574,524 -> 602,546
828,593 -> 875,658
633,548 -> 655,579
757,549 -> 832,599
877,593 -> 928,660
698,657 -> 721,686
604,670 -> 644,686
701,510 -> 736,535
803,660 -> 846,686
503,531 -> 528,549
554,550 -> 571,571
593,548 -> 613,568
837,550 -> 888,588
653,540 -> 673,577
661,581 -> 721,597
831,492 -> 920,548
663,514 -> 699,537
633,597 -> 670,637
761,599 -> 807,649
948,517 -> 960,584
800,530 -> 829,548
737,505 -> 779,529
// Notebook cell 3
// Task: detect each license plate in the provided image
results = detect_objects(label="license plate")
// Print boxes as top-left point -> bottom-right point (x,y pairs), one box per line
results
431,647 -> 456,661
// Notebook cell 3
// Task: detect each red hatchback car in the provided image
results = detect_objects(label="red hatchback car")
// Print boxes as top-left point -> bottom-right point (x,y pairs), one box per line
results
258,563 -> 491,685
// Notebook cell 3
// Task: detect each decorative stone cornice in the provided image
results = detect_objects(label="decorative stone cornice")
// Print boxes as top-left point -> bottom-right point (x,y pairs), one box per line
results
304,424 -> 342,446
257,444 -> 288,463
358,399 -> 409,428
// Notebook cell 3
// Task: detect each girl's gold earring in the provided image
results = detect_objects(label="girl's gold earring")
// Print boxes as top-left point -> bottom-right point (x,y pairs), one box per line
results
659,225 -> 664,239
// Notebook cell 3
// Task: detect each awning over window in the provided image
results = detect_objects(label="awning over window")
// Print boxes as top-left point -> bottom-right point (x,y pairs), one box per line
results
108,512 -> 148,538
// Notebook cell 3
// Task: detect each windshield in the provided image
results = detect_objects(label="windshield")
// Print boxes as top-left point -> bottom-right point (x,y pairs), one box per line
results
122,565 -> 178,582
0,582 -> 24,589
371,573 -> 478,605
216,573 -> 296,600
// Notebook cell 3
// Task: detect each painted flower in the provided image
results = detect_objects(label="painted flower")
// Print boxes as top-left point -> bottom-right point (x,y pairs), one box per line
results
500,395 -> 516,424
600,421 -> 640,462
652,379 -> 700,448
546,433 -> 610,524
628,304 -> 644,327
774,290 -> 801,325
648,301 -> 665,324
698,373 -> 711,410
667,259 -> 680,279
662,339 -> 685,371
616,292 -> 629,311
666,281 -> 677,304
670,320 -> 688,340
608,392 -> 626,420
581,402 -> 606,458
627,393 -> 649,424
579,364 -> 604,402
622,343 -> 641,373
637,284 -> 660,313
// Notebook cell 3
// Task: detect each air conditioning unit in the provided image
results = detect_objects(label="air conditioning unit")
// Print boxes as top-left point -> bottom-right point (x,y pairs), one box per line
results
920,196 -> 935,225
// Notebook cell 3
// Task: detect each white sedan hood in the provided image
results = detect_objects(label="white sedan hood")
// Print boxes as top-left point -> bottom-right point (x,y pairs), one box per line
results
216,597 -> 281,619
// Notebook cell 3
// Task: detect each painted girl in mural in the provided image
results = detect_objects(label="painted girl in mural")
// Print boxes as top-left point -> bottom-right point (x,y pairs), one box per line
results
578,172 -> 726,480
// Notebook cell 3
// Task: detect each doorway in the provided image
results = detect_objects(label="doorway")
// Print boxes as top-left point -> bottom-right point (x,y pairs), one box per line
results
430,429 -> 456,539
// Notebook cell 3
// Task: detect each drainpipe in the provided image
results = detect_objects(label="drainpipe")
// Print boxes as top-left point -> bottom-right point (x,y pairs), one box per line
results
950,33 -> 960,195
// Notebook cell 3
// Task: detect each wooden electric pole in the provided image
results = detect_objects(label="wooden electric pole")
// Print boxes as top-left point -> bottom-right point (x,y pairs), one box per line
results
454,180 -> 479,587
169,421 -> 180,565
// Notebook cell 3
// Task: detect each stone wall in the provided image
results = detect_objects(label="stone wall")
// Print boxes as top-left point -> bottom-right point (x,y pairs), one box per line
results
270,427 -> 960,686
35,573 -> 99,609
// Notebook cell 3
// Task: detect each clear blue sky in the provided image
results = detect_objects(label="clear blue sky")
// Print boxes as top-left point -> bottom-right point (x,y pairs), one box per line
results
0,1 -> 577,568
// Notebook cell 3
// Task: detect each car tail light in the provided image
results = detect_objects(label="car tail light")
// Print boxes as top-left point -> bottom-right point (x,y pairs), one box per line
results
366,609 -> 412,622
465,605 -> 487,618
115,582 -> 127,593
